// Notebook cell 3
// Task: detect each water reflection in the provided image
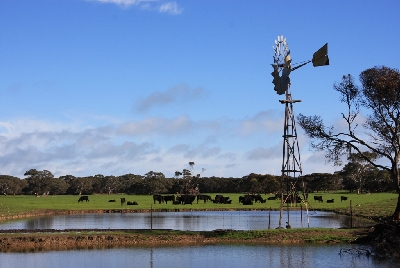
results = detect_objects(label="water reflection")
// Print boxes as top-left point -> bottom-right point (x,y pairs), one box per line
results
0,211 -> 376,231
0,244 -> 396,268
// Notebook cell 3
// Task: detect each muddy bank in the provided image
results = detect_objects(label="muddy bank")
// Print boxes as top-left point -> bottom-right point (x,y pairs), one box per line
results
0,228 -> 361,252
0,232 -> 205,252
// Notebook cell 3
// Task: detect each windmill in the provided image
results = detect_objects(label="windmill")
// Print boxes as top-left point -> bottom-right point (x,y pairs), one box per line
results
271,36 -> 329,228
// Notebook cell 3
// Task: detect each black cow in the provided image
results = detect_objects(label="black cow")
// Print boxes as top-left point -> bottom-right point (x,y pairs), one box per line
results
214,195 -> 230,204
78,196 -> 89,202
197,194 -> 212,204
254,194 -> 266,203
214,195 -> 223,203
314,195 -> 323,203
120,198 -> 126,206
178,195 -> 195,204
127,201 -> 138,205
239,195 -> 253,205
162,195 -> 175,204
153,194 -> 164,204
326,199 -> 334,203
341,196 -> 348,202
108,199 -> 116,202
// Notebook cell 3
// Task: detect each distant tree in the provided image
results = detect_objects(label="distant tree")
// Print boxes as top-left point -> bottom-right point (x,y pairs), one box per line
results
63,176 -> 93,195
341,175 -> 358,193
119,173 -> 144,194
103,175 -> 120,195
49,178 -> 68,195
91,174 -> 105,194
302,173 -> 338,192
241,173 -> 260,193
258,174 -> 281,194
339,152 -> 378,194
143,171 -> 167,194
197,177 -> 219,193
61,175 -> 78,194
364,169 -> 394,192
23,169 -> 55,195
0,175 -> 24,195
173,163 -> 201,195
298,66 -> 400,220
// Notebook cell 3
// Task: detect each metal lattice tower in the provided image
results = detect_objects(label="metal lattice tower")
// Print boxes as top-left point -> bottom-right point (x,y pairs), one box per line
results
278,86 -> 302,228
271,36 -> 329,228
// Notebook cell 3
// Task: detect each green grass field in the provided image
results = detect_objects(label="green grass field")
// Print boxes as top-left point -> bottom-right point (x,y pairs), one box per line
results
0,192 -> 397,220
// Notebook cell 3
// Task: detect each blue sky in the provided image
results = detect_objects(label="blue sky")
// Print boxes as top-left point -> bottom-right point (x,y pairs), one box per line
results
1,0 -> 399,178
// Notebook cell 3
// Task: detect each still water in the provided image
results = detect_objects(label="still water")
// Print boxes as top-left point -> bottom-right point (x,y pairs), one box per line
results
0,244 -> 396,268
0,212 -> 393,267
0,211 -> 376,231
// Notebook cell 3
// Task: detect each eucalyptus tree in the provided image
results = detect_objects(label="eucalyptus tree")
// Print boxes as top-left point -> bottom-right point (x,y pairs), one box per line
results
48,178 -> 69,195
174,162 -> 202,195
0,175 -> 24,195
62,175 -> 93,195
365,169 -> 394,192
339,152 -> 378,194
91,174 -> 105,194
258,174 -> 280,194
23,169 -> 55,195
119,173 -> 144,194
60,175 -> 76,194
143,171 -> 168,194
103,175 -> 120,195
298,66 -> 400,220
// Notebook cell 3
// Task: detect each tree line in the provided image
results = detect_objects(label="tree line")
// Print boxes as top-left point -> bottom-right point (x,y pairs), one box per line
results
0,165 -> 394,196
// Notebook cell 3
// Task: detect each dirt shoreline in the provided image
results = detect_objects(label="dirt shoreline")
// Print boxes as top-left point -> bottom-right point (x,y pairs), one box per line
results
0,229 -> 364,252
0,209 -> 369,252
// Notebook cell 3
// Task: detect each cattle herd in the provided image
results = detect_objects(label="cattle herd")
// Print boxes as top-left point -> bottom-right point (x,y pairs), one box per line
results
313,195 -> 349,203
77,195 -> 139,205
77,194 -> 349,205
153,194 -> 209,205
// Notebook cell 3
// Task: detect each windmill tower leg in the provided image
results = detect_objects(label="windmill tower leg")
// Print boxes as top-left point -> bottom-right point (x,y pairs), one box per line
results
278,86 -> 302,228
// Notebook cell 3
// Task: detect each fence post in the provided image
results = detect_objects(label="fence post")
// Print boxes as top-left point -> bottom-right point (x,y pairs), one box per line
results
350,200 -> 353,228
268,207 -> 271,229
300,204 -> 303,228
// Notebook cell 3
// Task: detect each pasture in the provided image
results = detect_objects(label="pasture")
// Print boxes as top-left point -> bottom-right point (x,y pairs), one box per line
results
0,192 -> 397,221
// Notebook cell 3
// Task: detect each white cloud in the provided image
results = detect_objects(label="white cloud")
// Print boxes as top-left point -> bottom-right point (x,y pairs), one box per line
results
158,2 -> 182,15
118,115 -> 193,136
245,144 -> 281,160
0,107 -> 336,178
88,0 -> 147,8
87,0 -> 183,15
136,84 -> 206,112
237,110 -> 282,137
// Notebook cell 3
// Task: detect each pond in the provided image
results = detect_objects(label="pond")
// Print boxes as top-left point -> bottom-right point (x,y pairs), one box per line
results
0,210 -> 375,231
0,244 -> 397,268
